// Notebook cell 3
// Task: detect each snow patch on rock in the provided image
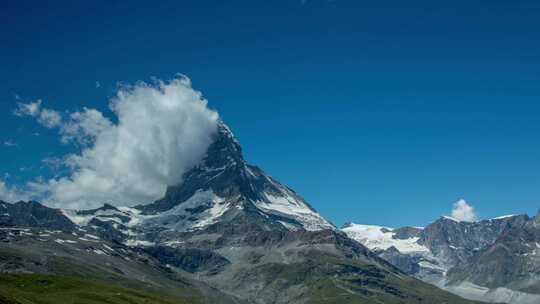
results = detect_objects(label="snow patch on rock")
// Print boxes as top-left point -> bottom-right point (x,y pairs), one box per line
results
255,191 -> 333,231
342,223 -> 429,253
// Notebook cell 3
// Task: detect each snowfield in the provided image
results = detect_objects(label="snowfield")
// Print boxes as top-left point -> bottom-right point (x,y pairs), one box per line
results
342,223 -> 429,253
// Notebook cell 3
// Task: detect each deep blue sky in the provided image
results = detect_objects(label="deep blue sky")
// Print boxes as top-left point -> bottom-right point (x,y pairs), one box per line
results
2,0 -> 540,227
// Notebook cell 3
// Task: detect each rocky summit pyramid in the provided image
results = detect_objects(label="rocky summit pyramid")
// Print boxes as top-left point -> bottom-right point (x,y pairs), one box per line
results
0,122 -> 480,304
143,121 -> 334,232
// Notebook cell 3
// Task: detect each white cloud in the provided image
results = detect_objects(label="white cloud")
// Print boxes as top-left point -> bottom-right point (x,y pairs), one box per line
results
38,109 -> 62,128
0,180 -> 30,203
25,76 -> 219,209
14,100 -> 42,117
450,199 -> 478,222
60,108 -> 112,145
15,99 -> 62,129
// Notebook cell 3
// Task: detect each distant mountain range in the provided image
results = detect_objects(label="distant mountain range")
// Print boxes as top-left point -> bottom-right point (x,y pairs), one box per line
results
0,122 -> 496,303
343,211 -> 540,303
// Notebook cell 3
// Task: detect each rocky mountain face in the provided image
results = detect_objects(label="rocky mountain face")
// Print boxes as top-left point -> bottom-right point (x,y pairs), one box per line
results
0,122 -> 480,304
343,213 -> 540,303
446,211 -> 540,303
0,226 -> 239,304
0,200 -> 75,231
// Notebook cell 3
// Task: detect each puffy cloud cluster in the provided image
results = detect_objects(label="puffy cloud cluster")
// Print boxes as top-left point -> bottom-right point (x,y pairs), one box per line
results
60,108 -> 113,146
16,76 -> 219,209
451,199 -> 478,222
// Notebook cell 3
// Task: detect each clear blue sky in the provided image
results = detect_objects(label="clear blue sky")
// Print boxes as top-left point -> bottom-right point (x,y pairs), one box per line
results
1,0 -> 540,227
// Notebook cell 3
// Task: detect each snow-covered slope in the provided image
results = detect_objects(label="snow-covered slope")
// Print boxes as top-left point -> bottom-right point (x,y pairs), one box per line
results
342,223 -> 428,253
62,190 -> 232,232
252,174 -> 334,231
342,222 -> 447,285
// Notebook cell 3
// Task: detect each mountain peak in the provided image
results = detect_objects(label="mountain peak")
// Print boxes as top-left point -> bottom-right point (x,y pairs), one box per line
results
533,208 -> 540,225
141,121 -> 333,232
341,221 -> 354,229
441,215 -> 462,223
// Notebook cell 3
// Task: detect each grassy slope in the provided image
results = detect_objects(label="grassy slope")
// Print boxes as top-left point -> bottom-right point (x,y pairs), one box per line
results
241,251 -> 482,304
0,241 -> 213,303
312,257 -> 484,304
0,273 -> 191,304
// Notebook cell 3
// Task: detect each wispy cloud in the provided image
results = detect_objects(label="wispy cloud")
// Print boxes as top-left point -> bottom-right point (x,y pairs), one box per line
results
41,157 -> 65,171
3,140 -> 17,147
14,99 -> 42,117
14,99 -> 62,128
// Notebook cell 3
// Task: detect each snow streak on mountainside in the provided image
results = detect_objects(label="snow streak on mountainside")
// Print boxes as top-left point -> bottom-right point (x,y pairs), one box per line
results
342,222 -> 449,288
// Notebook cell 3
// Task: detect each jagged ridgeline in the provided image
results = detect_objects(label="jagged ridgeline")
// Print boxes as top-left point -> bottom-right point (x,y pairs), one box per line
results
343,213 -> 540,304
0,122 -> 481,304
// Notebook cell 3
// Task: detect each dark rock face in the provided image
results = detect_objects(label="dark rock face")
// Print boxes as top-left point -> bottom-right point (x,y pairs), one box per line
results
144,246 -> 230,274
392,226 -> 423,240
418,215 -> 529,265
378,246 -> 421,274
0,200 -> 75,232
87,218 -> 130,242
447,211 -> 540,291
78,203 -> 119,215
